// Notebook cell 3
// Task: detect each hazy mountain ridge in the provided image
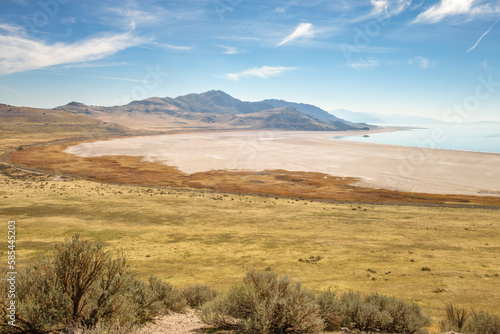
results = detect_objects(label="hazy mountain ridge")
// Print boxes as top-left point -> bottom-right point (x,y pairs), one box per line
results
330,109 -> 445,126
56,90 -> 370,132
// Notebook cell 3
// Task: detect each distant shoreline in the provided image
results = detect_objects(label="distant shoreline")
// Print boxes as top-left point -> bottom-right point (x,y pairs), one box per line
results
335,123 -> 500,155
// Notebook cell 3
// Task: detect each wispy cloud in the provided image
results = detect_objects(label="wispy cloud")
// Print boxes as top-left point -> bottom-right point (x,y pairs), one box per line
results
371,0 -> 390,14
90,75 -> 143,83
466,17 -> 500,52
106,7 -> 168,30
59,61 -> 129,69
351,0 -> 412,22
226,66 -> 296,81
277,23 -> 314,46
0,28 -> 148,75
409,56 -> 433,69
414,0 -> 500,23
220,46 -> 240,55
156,43 -> 193,51
349,59 -> 379,70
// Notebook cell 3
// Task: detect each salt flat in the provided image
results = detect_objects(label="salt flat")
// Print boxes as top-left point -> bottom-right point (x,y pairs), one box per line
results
65,130 -> 500,196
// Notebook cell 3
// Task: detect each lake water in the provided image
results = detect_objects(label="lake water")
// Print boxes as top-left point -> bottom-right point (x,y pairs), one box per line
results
334,123 -> 500,154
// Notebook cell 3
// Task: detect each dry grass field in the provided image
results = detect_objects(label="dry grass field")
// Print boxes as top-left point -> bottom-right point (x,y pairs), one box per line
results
1,105 -> 499,332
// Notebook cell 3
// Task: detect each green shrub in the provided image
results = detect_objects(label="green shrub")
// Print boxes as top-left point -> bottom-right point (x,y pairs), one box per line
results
128,276 -> 186,324
466,310 -> 500,334
0,234 -> 185,333
316,289 -> 342,331
200,270 -> 324,334
199,293 -> 239,329
339,291 -> 392,331
440,303 -> 469,333
364,293 -> 430,334
183,284 -> 218,309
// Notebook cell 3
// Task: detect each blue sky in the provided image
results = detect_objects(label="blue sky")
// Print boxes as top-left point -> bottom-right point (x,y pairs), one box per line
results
0,0 -> 499,121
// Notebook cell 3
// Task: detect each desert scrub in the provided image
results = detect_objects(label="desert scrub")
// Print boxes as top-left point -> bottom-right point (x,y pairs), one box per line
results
183,284 -> 218,309
440,304 -> 500,334
200,270 -> 324,334
0,234 -> 186,333
317,291 -> 430,333
440,303 -> 469,333
363,293 -> 430,334
129,276 -> 187,324
466,309 -> 500,334
316,289 -> 342,331
339,291 -> 393,331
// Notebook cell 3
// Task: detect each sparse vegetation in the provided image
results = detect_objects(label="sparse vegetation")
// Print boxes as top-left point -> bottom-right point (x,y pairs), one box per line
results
316,289 -> 342,331
441,304 -> 500,334
0,235 -> 185,333
182,284 -> 218,309
466,309 -> 500,334
200,270 -> 324,333
441,303 -> 469,332
200,271 -> 430,334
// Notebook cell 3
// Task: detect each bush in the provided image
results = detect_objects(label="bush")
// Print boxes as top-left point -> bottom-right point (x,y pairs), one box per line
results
440,303 -> 469,333
364,293 -> 430,334
128,276 -> 187,324
199,293 -> 239,329
466,310 -> 500,334
200,270 -> 324,334
0,234 -> 186,333
339,291 -> 392,331
183,284 -> 218,309
316,289 -> 342,331
315,291 -> 430,333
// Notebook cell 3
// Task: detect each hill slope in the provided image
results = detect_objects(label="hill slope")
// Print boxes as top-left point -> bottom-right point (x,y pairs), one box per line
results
56,91 -> 370,132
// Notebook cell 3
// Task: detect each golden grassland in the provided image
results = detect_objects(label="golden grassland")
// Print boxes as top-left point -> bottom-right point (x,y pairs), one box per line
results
1,173 -> 499,329
1,105 -> 500,332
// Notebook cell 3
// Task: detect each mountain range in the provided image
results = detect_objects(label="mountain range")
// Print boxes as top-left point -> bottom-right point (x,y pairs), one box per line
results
55,90 -> 370,132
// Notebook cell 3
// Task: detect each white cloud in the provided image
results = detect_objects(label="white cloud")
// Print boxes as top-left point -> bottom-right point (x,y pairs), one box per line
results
158,43 -> 193,51
409,56 -> 431,69
0,29 -> 147,75
371,0 -> 390,14
220,46 -> 240,54
349,59 -> 379,70
277,23 -> 314,46
414,0 -> 500,23
226,66 -> 296,81
106,7 -> 168,30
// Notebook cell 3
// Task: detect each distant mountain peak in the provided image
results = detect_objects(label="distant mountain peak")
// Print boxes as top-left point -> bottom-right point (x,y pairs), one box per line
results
67,101 -> 87,107
203,89 -> 231,97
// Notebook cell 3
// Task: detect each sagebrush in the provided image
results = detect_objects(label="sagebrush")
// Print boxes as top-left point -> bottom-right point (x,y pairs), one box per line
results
201,270 -> 324,334
0,234 -> 186,333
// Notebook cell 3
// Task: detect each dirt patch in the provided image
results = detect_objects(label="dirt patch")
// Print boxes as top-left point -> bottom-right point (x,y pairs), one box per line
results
135,310 -> 215,334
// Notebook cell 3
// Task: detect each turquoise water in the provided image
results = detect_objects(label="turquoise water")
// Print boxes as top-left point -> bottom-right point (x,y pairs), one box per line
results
334,123 -> 500,154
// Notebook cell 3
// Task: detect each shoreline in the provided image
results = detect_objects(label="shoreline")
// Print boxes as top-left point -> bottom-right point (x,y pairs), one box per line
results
64,129 -> 500,197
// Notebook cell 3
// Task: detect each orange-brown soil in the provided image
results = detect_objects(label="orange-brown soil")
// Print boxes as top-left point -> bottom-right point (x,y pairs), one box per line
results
8,140 -> 500,207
